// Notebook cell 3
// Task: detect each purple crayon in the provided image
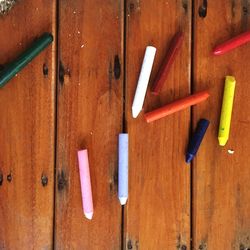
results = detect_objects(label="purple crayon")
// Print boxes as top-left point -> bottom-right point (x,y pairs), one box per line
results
118,133 -> 129,205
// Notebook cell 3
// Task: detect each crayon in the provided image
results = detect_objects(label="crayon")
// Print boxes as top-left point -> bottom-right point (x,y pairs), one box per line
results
0,33 -> 53,88
151,32 -> 184,95
118,133 -> 129,205
218,76 -> 236,146
132,46 -> 156,118
213,31 -> 250,55
77,149 -> 94,220
145,91 -> 209,123
186,119 -> 210,163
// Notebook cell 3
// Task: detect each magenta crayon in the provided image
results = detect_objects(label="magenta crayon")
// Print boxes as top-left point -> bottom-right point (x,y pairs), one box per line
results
77,149 -> 94,220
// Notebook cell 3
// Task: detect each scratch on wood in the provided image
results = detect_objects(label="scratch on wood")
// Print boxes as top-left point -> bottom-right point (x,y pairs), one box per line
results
231,0 -> 236,18
109,167 -> 118,194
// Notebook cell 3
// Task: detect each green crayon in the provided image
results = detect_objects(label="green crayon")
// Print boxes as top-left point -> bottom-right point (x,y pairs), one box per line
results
0,32 -> 53,88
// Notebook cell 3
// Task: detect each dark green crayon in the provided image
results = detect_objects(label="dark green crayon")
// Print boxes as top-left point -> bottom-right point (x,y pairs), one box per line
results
0,32 -> 53,88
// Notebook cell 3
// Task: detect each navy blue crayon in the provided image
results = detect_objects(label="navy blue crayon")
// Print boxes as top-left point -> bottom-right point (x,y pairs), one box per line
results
186,119 -> 210,163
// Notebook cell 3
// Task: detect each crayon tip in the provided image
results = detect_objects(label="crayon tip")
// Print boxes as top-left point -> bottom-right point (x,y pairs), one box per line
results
213,48 -> 222,56
132,106 -> 140,118
84,212 -> 93,220
218,136 -> 228,146
119,197 -> 128,205
185,153 -> 194,164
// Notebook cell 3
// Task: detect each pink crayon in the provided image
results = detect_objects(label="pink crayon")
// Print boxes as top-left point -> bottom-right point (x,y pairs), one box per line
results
77,149 -> 94,220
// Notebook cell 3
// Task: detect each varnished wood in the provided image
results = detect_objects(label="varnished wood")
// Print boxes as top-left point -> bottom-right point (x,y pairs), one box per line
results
55,1 -> 124,249
124,0 -> 191,249
193,1 -> 250,249
0,1 -> 56,249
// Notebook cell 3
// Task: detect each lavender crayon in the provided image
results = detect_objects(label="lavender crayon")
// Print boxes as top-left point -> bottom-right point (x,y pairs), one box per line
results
118,133 -> 129,205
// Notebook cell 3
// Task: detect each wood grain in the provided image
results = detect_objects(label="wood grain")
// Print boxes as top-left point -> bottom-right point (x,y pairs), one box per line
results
0,0 -> 56,249
193,1 -> 250,249
124,0 -> 191,249
55,1 -> 124,249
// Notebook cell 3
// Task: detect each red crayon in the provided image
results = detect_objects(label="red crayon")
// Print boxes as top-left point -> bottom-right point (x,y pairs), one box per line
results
145,91 -> 209,123
213,31 -> 250,55
151,32 -> 184,95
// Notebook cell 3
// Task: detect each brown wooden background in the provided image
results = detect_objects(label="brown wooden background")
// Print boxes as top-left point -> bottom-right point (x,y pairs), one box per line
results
0,0 -> 250,249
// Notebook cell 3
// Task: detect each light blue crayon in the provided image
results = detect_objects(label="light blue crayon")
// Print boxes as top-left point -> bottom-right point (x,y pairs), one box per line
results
118,133 -> 128,205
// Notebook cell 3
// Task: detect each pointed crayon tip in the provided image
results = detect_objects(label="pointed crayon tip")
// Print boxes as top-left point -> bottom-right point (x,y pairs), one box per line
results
185,153 -> 194,164
218,137 -> 228,146
119,197 -> 128,205
84,212 -> 93,220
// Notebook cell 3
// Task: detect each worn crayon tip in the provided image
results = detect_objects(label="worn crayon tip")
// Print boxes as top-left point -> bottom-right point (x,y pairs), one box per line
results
185,153 -> 194,164
84,212 -> 93,220
119,197 -> 128,205
132,106 -> 140,118
212,48 -> 223,56
218,136 -> 228,146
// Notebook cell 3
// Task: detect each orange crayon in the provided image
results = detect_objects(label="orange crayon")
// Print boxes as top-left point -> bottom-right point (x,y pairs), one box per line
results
145,91 -> 209,123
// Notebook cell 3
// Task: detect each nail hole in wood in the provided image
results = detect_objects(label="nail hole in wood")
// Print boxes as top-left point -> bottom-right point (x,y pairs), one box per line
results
41,174 -> 48,187
243,6 -> 248,15
59,61 -> 65,85
7,173 -> 12,182
43,63 -> 49,76
129,3 -> 135,12
127,240 -> 133,249
182,0 -> 188,13
199,242 -> 207,250
114,55 -> 121,79
181,245 -> 187,250
198,0 -> 207,18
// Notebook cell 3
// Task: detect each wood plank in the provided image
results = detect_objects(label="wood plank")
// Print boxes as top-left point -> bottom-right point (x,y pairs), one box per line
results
55,1 -> 123,249
0,1 -> 56,249
193,1 -> 250,249
125,0 -> 191,249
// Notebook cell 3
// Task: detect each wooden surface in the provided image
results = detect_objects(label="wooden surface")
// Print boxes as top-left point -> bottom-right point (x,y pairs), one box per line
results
124,0 -> 191,249
55,0 -> 123,249
1,0 -> 250,249
193,1 -> 250,249
0,1 -> 56,249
